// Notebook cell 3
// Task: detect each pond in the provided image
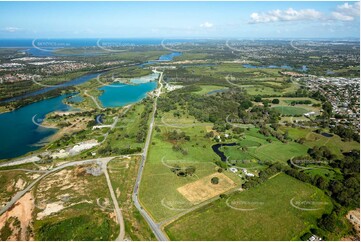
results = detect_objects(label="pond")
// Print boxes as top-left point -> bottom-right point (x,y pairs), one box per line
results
321,132 -> 334,138
211,143 -> 238,162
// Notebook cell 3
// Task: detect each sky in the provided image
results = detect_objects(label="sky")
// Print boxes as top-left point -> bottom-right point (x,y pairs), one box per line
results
0,1 -> 359,39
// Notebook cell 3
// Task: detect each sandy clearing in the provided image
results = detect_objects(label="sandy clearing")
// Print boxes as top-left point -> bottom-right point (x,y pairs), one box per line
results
15,178 -> 26,190
36,201 -> 64,220
177,173 -> 236,204
30,174 -> 41,180
0,192 -> 34,240
346,208 -> 360,233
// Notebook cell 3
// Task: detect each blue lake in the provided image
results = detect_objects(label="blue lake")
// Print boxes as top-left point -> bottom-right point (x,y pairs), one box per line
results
0,95 -> 71,159
158,52 -> 181,61
0,51 -> 179,159
98,82 -> 157,108
67,94 -> 83,103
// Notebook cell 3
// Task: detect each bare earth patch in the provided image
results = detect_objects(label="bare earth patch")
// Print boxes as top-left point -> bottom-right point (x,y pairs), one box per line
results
346,208 -> 360,236
0,192 -> 35,240
36,201 -> 64,220
15,178 -> 26,190
177,173 -> 236,204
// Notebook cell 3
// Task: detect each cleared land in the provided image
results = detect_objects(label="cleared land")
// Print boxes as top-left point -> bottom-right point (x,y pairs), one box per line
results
165,173 -> 333,241
139,113 -> 241,222
177,173 -> 236,204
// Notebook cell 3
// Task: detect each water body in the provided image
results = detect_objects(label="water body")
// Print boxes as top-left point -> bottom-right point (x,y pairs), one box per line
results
0,95 -> 71,159
0,38 -> 201,48
211,143 -> 238,162
98,82 -> 157,108
243,64 -> 308,72
207,89 -> 228,95
0,51 -> 179,159
66,94 -> 83,103
243,64 -> 292,69
0,38 -> 185,57
1,72 -> 102,103
129,73 -> 159,84
321,132 -> 334,138
158,52 -> 181,61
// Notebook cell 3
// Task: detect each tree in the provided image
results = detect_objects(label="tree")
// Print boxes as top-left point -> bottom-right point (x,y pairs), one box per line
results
271,99 -> 280,104
185,166 -> 196,176
254,96 -> 262,102
211,177 -> 219,184
318,212 -> 338,232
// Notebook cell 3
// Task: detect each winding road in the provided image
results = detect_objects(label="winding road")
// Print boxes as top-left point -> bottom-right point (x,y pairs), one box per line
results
0,72 -> 166,240
0,157 -> 115,216
0,156 -> 127,241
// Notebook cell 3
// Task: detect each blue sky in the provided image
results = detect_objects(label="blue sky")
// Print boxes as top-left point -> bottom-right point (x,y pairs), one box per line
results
0,1 -> 359,39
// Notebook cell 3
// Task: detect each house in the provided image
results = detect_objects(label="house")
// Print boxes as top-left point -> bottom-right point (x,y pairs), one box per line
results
308,235 -> 322,241
229,167 -> 238,173
304,111 -> 316,117
242,168 -> 255,177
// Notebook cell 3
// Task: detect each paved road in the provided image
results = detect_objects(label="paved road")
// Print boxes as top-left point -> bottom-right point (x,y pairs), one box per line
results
132,71 -> 168,241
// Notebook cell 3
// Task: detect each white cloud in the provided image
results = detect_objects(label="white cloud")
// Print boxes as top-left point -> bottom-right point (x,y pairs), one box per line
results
249,8 -> 323,24
200,21 -> 213,28
4,27 -> 21,33
331,2 -> 360,21
249,2 -> 360,24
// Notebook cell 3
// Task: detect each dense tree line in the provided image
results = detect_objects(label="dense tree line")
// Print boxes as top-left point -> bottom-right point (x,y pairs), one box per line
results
135,99 -> 153,143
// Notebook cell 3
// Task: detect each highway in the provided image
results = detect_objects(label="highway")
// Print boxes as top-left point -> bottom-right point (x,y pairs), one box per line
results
132,71 -> 168,241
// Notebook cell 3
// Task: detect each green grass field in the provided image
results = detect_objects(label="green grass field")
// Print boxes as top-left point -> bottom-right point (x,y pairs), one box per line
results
272,106 -> 310,116
139,113 -> 241,222
165,173 -> 333,241
280,126 -> 359,158
225,128 -> 308,163
194,85 -> 228,95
